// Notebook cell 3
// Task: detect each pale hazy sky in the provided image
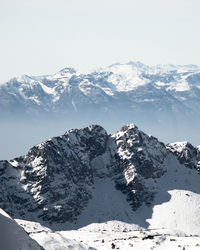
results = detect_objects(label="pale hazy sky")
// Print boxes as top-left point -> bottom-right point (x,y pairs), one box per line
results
0,0 -> 200,82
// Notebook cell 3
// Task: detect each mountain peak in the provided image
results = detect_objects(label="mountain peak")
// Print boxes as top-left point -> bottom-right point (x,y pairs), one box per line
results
65,124 -> 108,136
167,141 -> 200,170
127,61 -> 149,68
119,123 -> 138,132
108,61 -> 150,71
167,141 -> 195,154
58,67 -> 76,75
1,124 -> 200,234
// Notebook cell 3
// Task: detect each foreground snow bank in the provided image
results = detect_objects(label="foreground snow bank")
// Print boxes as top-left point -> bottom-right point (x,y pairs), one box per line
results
0,209 -> 42,250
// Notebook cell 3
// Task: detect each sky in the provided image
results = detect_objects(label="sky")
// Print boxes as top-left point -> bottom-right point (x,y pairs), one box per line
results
0,0 -> 200,83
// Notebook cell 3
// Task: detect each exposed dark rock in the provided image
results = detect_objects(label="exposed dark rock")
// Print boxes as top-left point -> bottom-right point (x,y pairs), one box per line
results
167,142 -> 200,171
0,124 -> 199,228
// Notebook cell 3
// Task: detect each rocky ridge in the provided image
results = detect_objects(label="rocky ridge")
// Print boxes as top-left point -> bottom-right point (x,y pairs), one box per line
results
0,124 -> 200,230
167,141 -> 200,171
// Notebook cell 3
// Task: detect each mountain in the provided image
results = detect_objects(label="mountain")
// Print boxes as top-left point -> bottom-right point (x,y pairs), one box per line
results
1,61 -> 200,154
0,208 -> 43,250
1,124 -> 200,237
1,62 -> 200,121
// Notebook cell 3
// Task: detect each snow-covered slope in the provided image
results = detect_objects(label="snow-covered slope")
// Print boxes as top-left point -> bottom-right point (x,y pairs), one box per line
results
1,124 -> 200,237
0,208 -> 43,250
17,219 -> 200,250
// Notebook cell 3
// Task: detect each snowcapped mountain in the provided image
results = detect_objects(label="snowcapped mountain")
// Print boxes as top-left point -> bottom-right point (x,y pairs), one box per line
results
1,61 -> 200,162
1,124 -> 200,237
1,62 -> 200,120
1,62 -> 200,149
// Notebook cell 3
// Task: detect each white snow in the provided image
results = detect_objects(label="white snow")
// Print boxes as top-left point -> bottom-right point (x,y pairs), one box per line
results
19,219 -> 200,250
72,98 -> 78,112
146,153 -> 200,235
106,64 -> 149,92
148,189 -> 200,235
167,141 -> 189,153
166,80 -> 190,92
74,178 -> 141,227
39,81 -> 56,95
9,159 -> 19,167
31,231 -> 88,250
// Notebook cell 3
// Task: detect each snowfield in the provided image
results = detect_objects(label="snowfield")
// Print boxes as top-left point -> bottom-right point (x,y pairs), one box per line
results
16,219 -> 200,250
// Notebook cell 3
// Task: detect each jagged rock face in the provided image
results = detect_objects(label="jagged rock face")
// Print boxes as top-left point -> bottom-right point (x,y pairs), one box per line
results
167,142 -> 200,171
110,124 -> 168,210
0,125 -> 108,223
0,124 -> 199,226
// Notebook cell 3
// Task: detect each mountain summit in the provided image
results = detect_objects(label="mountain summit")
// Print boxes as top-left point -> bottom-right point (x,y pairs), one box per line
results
1,124 -> 200,235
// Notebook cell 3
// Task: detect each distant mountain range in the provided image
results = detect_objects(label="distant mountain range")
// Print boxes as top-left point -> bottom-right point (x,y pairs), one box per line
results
1,61 -> 200,121
1,61 -> 200,248
1,61 -> 200,152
